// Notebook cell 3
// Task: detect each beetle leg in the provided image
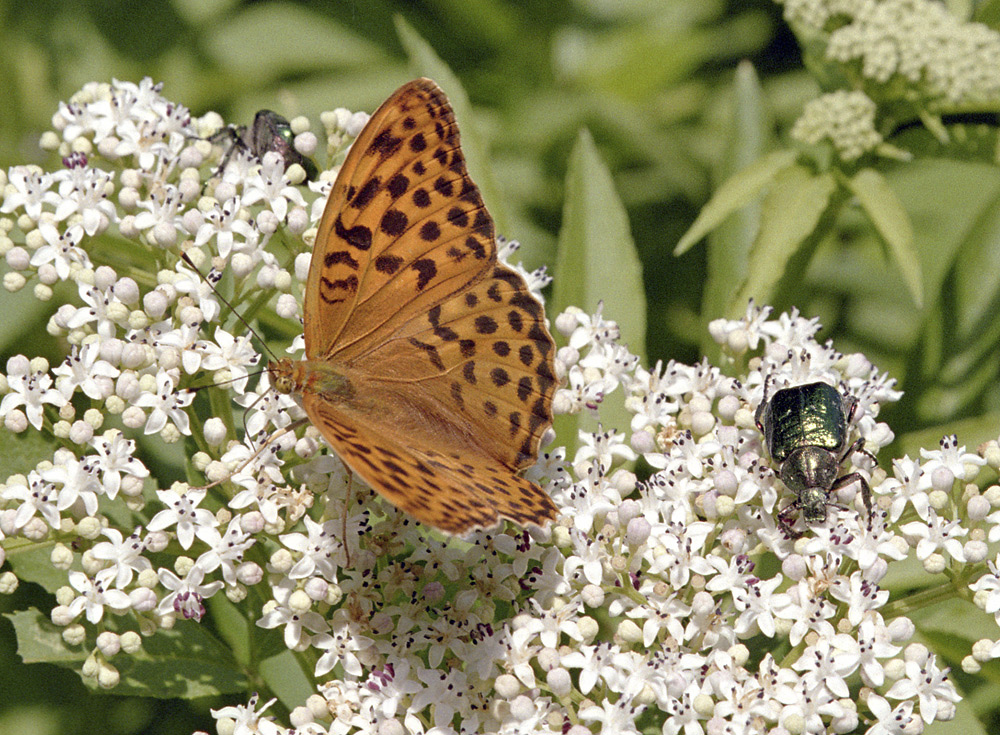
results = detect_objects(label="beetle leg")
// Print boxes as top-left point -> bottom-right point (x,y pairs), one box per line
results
208,125 -> 248,179
842,392 -> 859,423
841,437 -> 879,472
755,374 -> 773,434
841,436 -> 878,466
839,437 -> 877,531
776,500 -> 803,538
831,471 -> 873,530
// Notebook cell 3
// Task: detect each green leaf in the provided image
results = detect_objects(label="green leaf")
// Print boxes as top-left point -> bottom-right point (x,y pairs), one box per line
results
845,168 -> 922,307
702,61 -> 770,328
117,623 -> 249,698
732,165 -> 836,308
674,149 -> 798,256
552,130 -> 646,445
394,16 -> 508,235
6,608 -> 250,698
891,161 -> 1000,316
261,649 -> 315,712
5,609 -> 83,667
0,428 -> 57,479
206,4 -> 386,85
553,130 -> 646,360
3,539 -> 69,593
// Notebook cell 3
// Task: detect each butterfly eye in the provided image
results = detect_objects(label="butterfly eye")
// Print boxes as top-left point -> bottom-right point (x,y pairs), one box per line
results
268,360 -> 295,395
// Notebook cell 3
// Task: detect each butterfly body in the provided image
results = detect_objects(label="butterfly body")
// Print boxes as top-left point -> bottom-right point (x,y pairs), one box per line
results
270,79 -> 558,535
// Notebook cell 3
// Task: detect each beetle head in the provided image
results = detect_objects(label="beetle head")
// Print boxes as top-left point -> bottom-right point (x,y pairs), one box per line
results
798,486 -> 830,523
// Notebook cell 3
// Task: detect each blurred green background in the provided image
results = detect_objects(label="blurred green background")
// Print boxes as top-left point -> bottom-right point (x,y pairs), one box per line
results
3,0 -> 1000,733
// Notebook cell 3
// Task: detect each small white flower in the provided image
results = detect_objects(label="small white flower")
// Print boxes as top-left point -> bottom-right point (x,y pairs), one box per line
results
211,693 -> 282,735
52,157 -> 118,234
156,564 -> 223,621
89,429 -> 149,499
1,470 -> 60,529
257,577 -> 328,649
866,694 -> 917,735
198,327 -> 260,394
193,196 -> 258,259
1,365 -> 66,433
2,166 -> 60,219
40,448 -> 103,516
920,434 -> 987,482
53,342 -> 120,400
883,651 -> 961,724
146,486 -> 217,549
195,517 -> 255,587
573,427 -> 636,472
28,222 -> 91,280
241,151 -> 308,221
91,527 -> 151,589
66,570 -> 132,623
312,616 -> 374,678
132,369 -> 194,435
899,508 -> 968,563
172,261 -> 222,323
280,515 -> 342,582
132,183 -> 183,243
65,283 -> 121,339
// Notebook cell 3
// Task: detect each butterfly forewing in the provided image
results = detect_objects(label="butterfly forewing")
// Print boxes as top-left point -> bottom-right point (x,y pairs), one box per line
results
281,78 -> 558,534
305,79 -> 496,361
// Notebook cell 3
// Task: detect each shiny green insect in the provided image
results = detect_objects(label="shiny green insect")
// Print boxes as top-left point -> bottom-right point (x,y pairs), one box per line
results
755,379 -> 875,536
212,109 -> 318,180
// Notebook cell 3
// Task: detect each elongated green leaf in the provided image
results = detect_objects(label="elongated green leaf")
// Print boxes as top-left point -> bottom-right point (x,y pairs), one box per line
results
552,130 -> 645,445
552,130 -> 646,360
394,16 -> 507,234
732,165 -> 836,308
675,148 -> 798,255
845,168 -> 922,307
702,61 -> 769,328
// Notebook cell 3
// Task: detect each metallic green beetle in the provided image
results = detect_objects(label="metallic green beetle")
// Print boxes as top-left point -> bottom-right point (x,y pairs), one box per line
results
755,379 -> 875,536
213,110 -> 318,180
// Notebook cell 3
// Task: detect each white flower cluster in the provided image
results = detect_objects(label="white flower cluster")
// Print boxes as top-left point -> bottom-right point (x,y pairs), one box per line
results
778,0 -> 866,31
778,0 -> 1000,107
2,78 -> 999,735
790,90 -> 883,161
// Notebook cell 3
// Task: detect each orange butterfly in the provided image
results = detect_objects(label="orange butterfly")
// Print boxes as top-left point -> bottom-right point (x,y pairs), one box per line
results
269,79 -> 558,534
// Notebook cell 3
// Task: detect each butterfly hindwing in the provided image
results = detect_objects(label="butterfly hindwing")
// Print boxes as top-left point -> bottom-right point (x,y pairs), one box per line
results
347,260 -> 556,471
302,393 -> 557,532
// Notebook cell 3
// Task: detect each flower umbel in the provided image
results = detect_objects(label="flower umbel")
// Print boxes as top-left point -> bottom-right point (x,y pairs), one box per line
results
1,78 -> 996,735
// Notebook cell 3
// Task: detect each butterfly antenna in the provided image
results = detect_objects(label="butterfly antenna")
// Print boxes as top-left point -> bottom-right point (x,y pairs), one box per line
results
187,367 -> 269,395
180,251 -> 279,362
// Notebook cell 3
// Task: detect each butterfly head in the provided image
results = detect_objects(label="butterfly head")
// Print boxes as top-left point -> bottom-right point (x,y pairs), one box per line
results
268,358 -> 297,395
